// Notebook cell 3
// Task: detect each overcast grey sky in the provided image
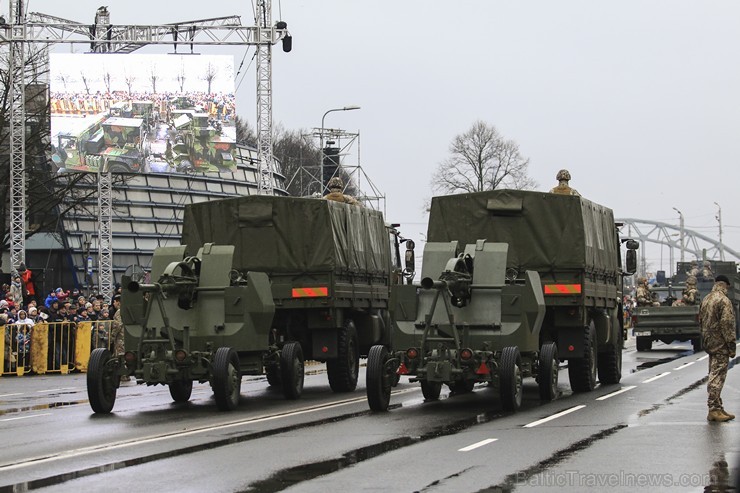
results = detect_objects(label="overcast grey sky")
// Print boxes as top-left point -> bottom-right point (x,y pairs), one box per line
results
22,0 -> 740,273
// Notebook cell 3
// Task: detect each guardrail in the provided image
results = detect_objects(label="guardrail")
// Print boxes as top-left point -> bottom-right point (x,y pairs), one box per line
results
1,321 -> 114,376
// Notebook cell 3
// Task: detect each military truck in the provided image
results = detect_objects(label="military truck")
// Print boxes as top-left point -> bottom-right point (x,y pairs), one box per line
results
170,112 -> 236,172
52,116 -> 148,173
366,190 -> 638,411
633,260 -> 739,351
87,196 -> 410,413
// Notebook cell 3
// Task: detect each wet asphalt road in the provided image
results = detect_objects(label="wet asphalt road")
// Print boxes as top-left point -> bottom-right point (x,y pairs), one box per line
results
1,336 -> 739,492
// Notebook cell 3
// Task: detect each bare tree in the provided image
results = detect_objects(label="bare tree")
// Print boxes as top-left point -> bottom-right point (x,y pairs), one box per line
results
55,73 -> 70,91
431,120 -> 537,194
201,62 -> 217,94
79,71 -> 91,95
149,64 -> 158,94
101,67 -> 112,94
176,62 -> 186,92
123,70 -> 136,96
272,125 -> 322,197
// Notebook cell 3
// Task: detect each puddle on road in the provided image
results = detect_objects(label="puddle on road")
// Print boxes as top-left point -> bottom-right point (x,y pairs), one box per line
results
241,410 -> 504,493
0,400 -> 88,416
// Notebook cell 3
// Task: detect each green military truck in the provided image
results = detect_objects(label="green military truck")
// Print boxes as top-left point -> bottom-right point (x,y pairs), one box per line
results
633,260 -> 739,351
87,196 -> 409,413
366,190 -> 637,412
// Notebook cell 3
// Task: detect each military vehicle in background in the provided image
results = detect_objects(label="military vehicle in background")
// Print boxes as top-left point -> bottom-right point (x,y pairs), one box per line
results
51,115 -> 149,173
366,190 -> 637,412
633,260 -> 739,351
170,112 -> 236,172
87,196 -> 411,413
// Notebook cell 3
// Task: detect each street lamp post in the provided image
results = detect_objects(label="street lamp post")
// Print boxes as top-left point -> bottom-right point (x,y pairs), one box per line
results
714,202 -> 724,261
672,207 -> 685,263
320,105 -> 360,193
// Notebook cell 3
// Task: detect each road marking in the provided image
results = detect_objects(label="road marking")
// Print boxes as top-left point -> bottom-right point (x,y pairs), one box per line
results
0,393 -> 22,398
643,372 -> 670,383
595,386 -> 636,401
697,355 -> 709,362
1,413 -> 51,422
458,438 -> 498,452
674,361 -> 695,370
523,405 -> 586,428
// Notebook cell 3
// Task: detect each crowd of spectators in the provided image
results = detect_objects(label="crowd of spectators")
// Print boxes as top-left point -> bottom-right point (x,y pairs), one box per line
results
1,284 -> 121,326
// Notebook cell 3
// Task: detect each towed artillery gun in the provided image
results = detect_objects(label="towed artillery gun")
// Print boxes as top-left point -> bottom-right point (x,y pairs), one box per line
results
367,190 -> 638,411
87,196 -> 409,413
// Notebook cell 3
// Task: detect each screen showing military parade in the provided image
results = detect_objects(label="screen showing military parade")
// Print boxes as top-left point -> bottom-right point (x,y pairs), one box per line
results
49,54 -> 237,175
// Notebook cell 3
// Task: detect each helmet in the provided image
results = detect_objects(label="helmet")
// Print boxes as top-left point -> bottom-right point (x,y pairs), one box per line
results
327,177 -> 343,190
556,169 -> 571,181
703,260 -> 711,267
637,277 -> 647,284
687,275 -> 697,285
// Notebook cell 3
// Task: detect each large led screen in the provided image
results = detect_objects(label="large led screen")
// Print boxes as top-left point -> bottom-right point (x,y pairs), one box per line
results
49,53 -> 237,175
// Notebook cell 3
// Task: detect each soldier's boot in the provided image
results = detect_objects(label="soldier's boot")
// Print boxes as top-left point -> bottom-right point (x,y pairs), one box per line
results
720,409 -> 735,420
707,409 -> 732,422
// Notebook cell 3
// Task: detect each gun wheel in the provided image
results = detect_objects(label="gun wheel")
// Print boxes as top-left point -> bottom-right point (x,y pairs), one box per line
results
421,380 -> 442,401
281,341 -> 305,400
169,379 -> 193,403
499,346 -> 523,411
87,348 -> 118,414
538,342 -> 559,402
212,347 -> 241,411
366,345 -> 392,411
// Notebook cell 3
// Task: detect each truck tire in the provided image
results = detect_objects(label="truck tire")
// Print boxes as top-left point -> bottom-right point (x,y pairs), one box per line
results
87,348 -> 117,414
212,347 -> 241,411
421,380 -> 442,401
366,345 -> 392,411
499,346 -> 523,411
280,341 -> 304,400
636,336 -> 653,352
169,379 -> 193,403
692,337 -> 703,353
537,342 -> 559,402
598,333 -> 623,385
265,364 -> 281,387
327,321 -> 359,393
568,324 -> 598,392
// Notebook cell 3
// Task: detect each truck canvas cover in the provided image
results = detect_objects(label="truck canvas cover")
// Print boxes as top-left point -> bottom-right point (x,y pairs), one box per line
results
182,196 -> 390,276
427,190 -> 618,273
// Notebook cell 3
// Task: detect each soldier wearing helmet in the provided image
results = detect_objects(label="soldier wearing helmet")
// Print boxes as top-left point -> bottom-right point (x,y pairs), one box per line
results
673,275 -> 700,306
701,260 -> 714,280
323,177 -> 361,206
549,169 -> 580,196
636,277 -> 659,306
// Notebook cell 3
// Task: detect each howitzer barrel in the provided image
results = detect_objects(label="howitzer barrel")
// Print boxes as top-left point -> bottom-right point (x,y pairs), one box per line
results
421,277 -> 447,290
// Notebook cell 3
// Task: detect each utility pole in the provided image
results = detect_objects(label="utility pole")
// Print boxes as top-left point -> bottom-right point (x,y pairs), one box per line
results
714,202 -> 724,261
2,3 -> 290,300
672,207 -> 685,263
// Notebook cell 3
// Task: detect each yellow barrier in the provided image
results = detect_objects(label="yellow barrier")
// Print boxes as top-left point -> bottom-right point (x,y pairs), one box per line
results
0,320 -> 115,377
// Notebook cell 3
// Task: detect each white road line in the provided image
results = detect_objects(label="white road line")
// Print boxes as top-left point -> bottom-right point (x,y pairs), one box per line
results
643,372 -> 670,383
674,361 -> 695,370
1,413 -> 51,422
697,355 -> 709,362
523,405 -> 586,428
0,393 -> 22,398
595,386 -> 636,401
458,438 -> 498,452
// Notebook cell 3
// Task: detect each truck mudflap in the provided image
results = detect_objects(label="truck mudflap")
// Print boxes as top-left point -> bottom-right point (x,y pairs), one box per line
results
557,326 -> 586,359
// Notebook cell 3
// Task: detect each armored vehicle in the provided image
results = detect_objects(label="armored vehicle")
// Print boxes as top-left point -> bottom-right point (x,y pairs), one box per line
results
366,190 -> 637,411
633,260 -> 739,350
87,196 -> 409,413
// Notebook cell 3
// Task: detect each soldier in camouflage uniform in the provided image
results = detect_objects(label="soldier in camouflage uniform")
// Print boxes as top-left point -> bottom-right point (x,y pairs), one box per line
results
636,277 -> 659,306
701,260 -> 714,280
687,260 -> 700,277
549,169 -> 581,196
673,276 -> 699,306
699,275 -> 737,422
323,177 -> 361,206
110,306 -> 130,383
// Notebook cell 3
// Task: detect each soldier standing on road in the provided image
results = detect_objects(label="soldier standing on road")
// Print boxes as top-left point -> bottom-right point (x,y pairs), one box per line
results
110,307 -> 130,383
699,275 -> 737,422
549,169 -> 581,196
323,177 -> 361,206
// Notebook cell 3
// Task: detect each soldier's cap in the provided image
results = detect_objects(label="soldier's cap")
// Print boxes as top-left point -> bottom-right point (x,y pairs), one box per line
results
715,275 -> 731,285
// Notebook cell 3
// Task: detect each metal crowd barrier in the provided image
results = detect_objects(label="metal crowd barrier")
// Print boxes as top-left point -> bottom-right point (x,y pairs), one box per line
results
0,320 -> 114,377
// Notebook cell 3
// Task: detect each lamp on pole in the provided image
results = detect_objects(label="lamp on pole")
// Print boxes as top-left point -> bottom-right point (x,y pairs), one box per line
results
714,202 -> 724,261
320,105 -> 360,193
672,207 -> 685,263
